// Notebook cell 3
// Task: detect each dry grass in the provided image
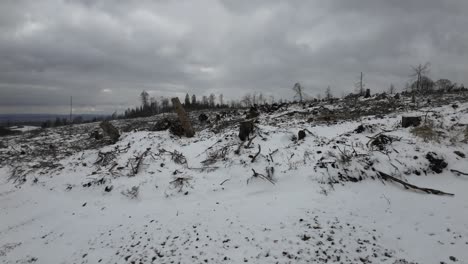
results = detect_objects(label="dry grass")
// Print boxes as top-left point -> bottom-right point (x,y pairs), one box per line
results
410,124 -> 442,143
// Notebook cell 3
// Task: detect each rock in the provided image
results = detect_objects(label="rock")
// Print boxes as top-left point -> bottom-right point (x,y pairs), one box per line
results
198,113 -> 208,122
298,130 -> 306,140
394,93 -> 401,99
426,152 -> 448,173
104,185 -> 113,192
239,120 -> 254,141
402,116 -> 421,128
454,151 -> 465,158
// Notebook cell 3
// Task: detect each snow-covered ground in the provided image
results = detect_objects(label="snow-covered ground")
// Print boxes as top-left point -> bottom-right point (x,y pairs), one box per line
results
1,97 -> 468,264
8,126 -> 39,132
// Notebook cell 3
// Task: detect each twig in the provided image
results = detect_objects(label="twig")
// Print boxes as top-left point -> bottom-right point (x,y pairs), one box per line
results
245,135 -> 257,149
450,169 -> 468,176
268,149 -> 279,163
248,169 -> 275,185
132,148 -> 151,176
251,144 -> 261,163
220,179 -> 230,185
234,141 -> 245,155
377,171 -> 454,196
196,139 -> 222,158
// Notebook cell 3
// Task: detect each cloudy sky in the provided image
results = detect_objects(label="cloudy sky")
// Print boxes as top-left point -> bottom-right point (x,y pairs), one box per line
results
1,0 -> 467,114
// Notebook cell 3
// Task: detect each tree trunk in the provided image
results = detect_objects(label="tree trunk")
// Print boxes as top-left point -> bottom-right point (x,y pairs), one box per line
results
171,97 -> 195,137
239,120 -> 254,141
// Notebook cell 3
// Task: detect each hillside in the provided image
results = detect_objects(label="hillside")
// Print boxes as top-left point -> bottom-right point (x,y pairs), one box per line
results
1,94 -> 468,264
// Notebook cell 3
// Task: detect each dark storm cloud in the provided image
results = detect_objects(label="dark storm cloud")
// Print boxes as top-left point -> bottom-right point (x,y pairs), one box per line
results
1,0 -> 467,113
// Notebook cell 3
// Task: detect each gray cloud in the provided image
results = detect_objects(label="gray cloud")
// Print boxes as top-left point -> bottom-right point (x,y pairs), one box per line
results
1,0 -> 467,113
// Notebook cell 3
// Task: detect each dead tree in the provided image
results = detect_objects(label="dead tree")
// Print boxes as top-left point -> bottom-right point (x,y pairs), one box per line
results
293,82 -> 304,102
355,72 -> 365,96
410,62 -> 430,102
171,97 -> 195,137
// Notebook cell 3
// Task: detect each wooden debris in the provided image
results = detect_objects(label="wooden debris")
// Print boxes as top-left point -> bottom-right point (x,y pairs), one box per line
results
250,144 -> 261,163
377,171 -> 454,196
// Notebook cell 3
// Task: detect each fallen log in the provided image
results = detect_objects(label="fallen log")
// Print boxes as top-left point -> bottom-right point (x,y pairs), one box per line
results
377,171 -> 454,196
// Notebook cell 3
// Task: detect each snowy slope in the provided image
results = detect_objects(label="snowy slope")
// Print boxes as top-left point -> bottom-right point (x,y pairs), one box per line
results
1,98 -> 468,264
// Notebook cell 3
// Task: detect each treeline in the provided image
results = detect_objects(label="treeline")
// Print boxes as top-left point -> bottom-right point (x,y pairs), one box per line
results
122,91 -> 232,119
40,115 -> 112,128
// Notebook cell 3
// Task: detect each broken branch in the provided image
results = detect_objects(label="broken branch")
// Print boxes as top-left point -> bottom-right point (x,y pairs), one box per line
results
377,171 -> 454,196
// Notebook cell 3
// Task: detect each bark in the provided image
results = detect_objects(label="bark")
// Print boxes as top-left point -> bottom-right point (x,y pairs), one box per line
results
171,97 -> 195,137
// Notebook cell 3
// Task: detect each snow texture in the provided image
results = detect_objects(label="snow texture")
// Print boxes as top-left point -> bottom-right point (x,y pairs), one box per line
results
1,96 -> 468,264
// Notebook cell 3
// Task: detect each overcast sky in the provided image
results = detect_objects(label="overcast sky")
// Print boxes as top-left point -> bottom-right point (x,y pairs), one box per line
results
1,0 -> 467,114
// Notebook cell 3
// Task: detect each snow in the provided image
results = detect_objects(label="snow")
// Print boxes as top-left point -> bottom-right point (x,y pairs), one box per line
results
1,98 -> 468,263
8,126 -> 39,132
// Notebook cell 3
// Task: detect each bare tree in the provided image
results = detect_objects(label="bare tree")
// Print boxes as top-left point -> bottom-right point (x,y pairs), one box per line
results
435,79 -> 452,92
325,86 -> 332,100
269,95 -> 275,104
161,97 -> 170,111
292,82 -> 303,102
410,62 -> 431,93
389,84 -> 395,94
252,93 -> 257,105
150,97 -> 159,114
258,93 -> 264,105
241,94 -> 252,107
219,94 -> 224,106
202,95 -> 209,106
209,93 -> 216,107
355,72 -> 365,96
140,90 -> 149,107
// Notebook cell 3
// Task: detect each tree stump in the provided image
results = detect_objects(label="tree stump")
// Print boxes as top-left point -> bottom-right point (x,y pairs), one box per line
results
364,89 -> 371,98
100,121 -> 120,143
171,97 -> 195,137
239,120 -> 254,141
402,116 -> 421,128
298,130 -> 306,140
